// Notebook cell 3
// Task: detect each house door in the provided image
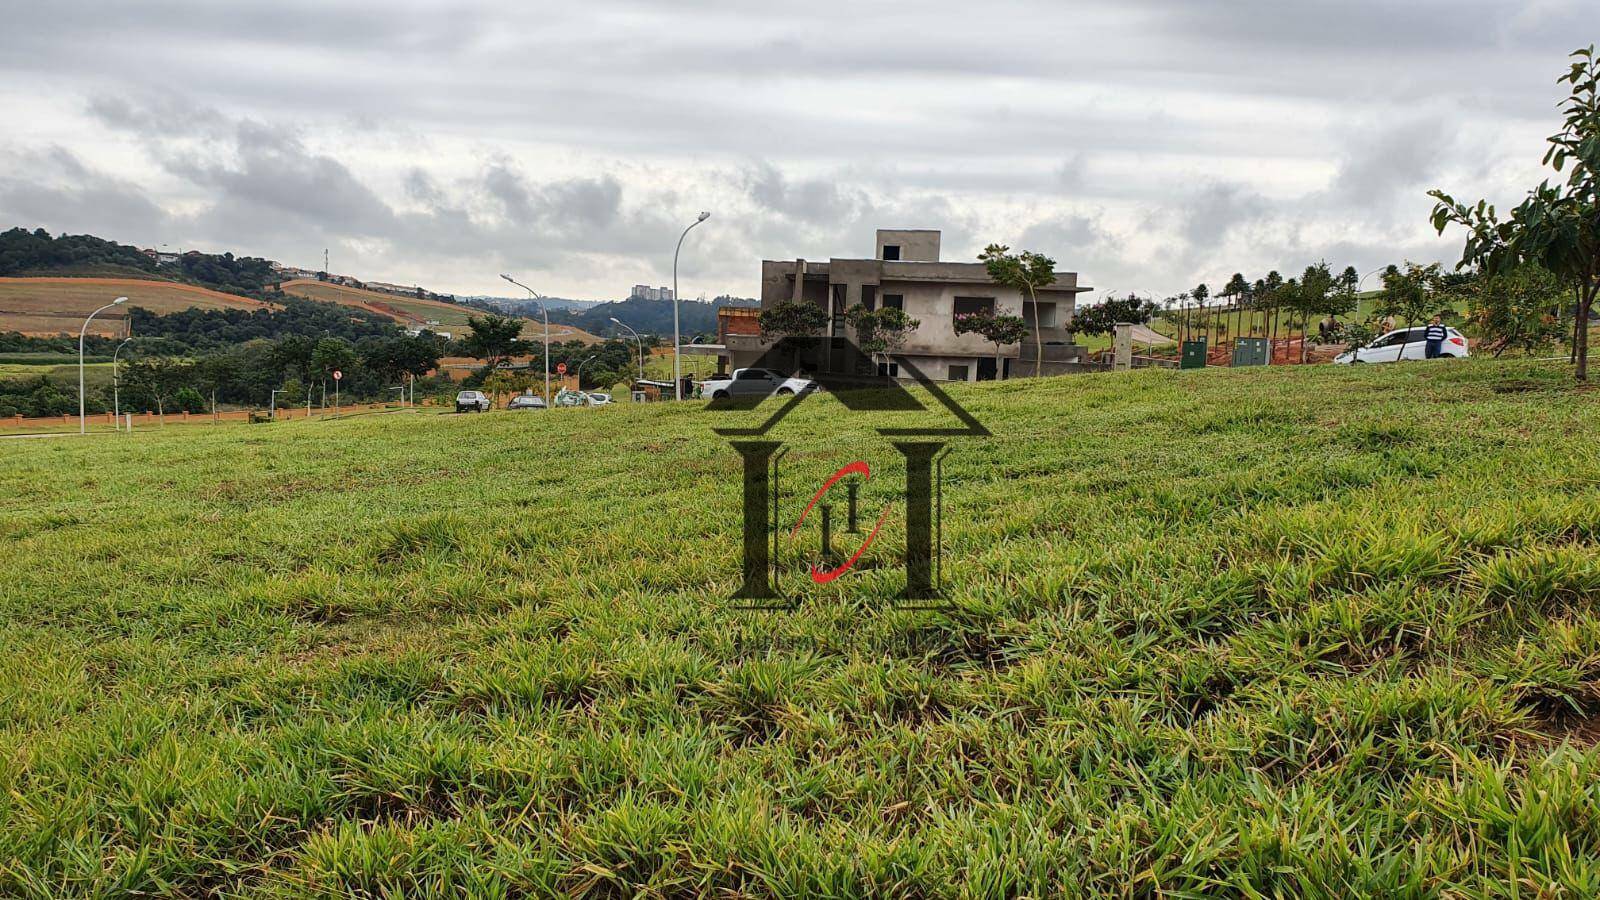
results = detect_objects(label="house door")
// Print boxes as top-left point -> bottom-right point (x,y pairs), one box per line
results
976,357 -> 997,381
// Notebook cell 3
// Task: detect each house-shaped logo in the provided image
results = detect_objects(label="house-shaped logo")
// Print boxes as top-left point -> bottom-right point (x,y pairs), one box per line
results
707,336 -> 989,610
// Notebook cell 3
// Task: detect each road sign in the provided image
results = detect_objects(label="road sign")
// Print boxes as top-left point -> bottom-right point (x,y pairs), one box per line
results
332,370 -> 343,381
556,363 -> 567,375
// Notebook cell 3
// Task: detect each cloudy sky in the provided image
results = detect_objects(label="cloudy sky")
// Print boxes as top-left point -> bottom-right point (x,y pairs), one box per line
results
2,1 -> 1595,301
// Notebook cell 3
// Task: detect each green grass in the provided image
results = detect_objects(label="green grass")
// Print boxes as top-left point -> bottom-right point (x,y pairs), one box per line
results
3,358 -> 1600,896
0,362 -> 113,381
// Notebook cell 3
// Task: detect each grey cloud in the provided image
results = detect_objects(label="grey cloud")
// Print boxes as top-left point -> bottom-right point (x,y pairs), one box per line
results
4,0 -> 1598,297
0,147 -> 170,239
1177,183 -> 1270,251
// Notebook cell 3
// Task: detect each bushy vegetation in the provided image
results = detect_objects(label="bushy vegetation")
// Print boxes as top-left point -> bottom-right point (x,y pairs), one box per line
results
0,374 -> 98,417
0,331 -> 120,356
176,251 -> 279,297
128,300 -> 401,353
3,358 -> 1597,895
0,227 -> 157,276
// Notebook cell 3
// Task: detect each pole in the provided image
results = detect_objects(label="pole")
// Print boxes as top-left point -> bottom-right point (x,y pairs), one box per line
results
611,318 -> 644,381
79,297 -> 126,435
112,336 -> 133,430
501,275 -> 551,404
673,211 -> 711,401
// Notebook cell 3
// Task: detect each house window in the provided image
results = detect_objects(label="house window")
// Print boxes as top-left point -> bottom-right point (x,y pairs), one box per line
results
861,285 -> 877,310
948,364 -> 969,381
953,296 -> 995,325
883,293 -> 903,310
882,245 -> 901,261
1023,301 -> 1057,328
877,362 -> 899,377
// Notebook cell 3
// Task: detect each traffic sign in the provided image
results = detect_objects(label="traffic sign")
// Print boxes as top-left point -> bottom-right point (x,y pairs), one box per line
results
332,370 -> 343,381
556,363 -> 567,375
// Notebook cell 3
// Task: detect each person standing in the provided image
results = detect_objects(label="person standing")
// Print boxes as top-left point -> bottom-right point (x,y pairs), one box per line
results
1424,315 -> 1447,359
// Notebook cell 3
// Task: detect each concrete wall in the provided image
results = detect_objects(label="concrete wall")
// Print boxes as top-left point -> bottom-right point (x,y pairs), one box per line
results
876,229 -> 940,261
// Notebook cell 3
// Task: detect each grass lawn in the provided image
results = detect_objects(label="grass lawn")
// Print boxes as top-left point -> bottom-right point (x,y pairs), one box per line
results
3,358 -> 1600,895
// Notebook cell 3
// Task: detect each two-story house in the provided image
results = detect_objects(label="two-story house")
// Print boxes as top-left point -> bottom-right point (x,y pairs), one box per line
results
718,229 -> 1091,382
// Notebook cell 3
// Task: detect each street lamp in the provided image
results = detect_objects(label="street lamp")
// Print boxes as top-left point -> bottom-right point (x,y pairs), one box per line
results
1356,266 -> 1391,321
574,354 -> 597,390
609,317 -> 644,381
270,388 -> 288,420
80,297 -> 126,434
500,274 -> 551,404
112,335 -> 135,429
672,211 -> 711,400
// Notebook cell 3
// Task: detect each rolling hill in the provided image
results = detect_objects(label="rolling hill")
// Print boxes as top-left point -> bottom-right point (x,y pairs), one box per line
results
0,277 -> 272,337
279,279 -> 600,343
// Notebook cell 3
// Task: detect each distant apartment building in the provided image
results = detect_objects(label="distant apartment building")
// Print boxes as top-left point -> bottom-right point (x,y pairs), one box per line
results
704,229 -> 1091,382
630,285 -> 674,301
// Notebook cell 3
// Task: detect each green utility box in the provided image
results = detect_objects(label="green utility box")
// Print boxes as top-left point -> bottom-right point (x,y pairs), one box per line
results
1232,337 -> 1269,367
1180,339 -> 1208,369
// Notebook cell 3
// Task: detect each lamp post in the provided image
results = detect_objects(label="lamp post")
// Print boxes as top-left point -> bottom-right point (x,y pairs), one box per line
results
574,354 -> 597,390
80,297 -> 126,434
112,336 -> 134,429
270,388 -> 287,420
609,317 -> 644,381
1356,266 -> 1390,321
500,274 -> 551,404
672,211 -> 711,400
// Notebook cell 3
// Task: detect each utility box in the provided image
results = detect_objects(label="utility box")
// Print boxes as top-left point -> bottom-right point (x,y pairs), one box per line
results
1180,339 -> 1208,369
1232,337 -> 1269,367
1112,322 -> 1133,372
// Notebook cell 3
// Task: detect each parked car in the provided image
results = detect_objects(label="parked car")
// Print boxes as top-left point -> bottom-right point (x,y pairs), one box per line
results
700,368 -> 819,400
553,388 -> 589,407
1334,327 -> 1469,364
507,394 -> 547,410
455,390 -> 492,412
586,392 -> 614,406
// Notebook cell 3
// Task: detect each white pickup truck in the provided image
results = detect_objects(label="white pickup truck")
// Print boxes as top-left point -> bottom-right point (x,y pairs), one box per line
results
700,367 -> 819,400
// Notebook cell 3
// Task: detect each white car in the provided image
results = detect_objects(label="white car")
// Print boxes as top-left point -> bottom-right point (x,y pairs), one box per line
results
455,390 -> 492,412
1334,327 -> 1469,364
586,392 -> 614,406
700,367 -> 818,400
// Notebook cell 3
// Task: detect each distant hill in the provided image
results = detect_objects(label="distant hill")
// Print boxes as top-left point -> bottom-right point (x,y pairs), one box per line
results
0,277 -> 272,337
279,280 -> 601,343
0,226 -> 604,344
544,295 -> 757,339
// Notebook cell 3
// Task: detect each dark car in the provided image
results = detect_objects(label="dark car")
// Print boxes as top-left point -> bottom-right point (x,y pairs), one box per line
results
507,394 -> 547,410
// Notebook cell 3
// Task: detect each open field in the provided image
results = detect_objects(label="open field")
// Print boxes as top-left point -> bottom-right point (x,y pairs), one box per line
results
0,278 -> 271,337
3,359 -> 1600,895
0,361 -> 112,382
278,280 -> 600,343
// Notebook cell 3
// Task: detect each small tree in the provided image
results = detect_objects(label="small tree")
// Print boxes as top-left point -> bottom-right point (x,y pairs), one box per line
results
1191,283 -> 1211,341
1460,264 -> 1568,356
979,244 -> 1057,376
122,357 -> 192,422
1223,273 -> 1250,340
1374,262 -> 1446,362
461,314 -> 531,371
845,304 -> 920,371
954,309 -> 1029,376
1072,293 -> 1158,337
480,370 -> 533,404
758,299 -> 828,343
1431,45 -> 1600,381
